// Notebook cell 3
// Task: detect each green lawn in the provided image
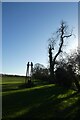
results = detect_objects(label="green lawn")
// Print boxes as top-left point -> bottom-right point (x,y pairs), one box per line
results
2,76 -> 25,92
2,75 -> 80,120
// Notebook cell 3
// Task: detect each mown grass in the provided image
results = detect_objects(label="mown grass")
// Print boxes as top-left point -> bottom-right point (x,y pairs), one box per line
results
2,76 -> 48,92
2,75 -> 80,120
2,76 -> 25,92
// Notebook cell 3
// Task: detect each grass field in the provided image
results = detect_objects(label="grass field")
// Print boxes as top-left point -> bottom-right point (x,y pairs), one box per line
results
2,75 -> 80,120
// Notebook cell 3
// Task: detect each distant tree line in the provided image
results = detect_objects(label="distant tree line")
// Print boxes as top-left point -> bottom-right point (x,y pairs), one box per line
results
2,74 -> 25,77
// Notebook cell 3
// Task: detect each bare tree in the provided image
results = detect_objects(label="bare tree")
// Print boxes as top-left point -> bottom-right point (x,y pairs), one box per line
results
48,21 -> 72,80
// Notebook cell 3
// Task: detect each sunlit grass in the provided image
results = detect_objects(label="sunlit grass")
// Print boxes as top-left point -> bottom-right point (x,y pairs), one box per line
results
2,76 -> 25,85
0,76 -> 2,85
57,90 -> 76,99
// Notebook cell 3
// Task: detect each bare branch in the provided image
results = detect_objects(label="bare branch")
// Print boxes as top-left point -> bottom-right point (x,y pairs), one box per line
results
63,34 -> 72,38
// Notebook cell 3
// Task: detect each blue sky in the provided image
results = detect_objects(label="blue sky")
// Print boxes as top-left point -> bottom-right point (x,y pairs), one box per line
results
2,2 -> 78,76
2,0 -> 79,2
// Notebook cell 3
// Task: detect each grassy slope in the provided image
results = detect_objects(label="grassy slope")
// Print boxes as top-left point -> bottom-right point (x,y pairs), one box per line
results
2,76 -> 25,92
2,76 -> 80,120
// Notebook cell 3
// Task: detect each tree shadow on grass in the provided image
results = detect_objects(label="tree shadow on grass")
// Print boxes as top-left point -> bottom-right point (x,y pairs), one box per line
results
2,80 -> 48,92
2,84 -> 79,120
2,83 -> 22,92
60,93 -> 80,120
17,92 -> 79,120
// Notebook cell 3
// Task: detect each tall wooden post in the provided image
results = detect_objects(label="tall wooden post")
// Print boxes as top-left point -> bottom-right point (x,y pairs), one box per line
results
25,62 -> 33,85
